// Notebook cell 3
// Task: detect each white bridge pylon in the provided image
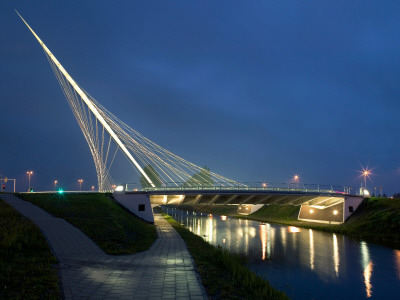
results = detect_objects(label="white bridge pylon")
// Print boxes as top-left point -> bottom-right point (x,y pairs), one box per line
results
18,12 -> 244,192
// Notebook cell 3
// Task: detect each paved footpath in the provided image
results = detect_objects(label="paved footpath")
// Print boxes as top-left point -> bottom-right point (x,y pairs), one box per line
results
1,194 -> 207,300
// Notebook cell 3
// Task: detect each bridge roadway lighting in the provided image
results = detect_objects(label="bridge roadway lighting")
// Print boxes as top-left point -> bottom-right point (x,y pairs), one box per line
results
26,171 -> 33,191
78,179 -> 83,191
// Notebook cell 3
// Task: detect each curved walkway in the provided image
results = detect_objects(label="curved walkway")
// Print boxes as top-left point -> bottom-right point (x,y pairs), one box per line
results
0,194 -> 207,300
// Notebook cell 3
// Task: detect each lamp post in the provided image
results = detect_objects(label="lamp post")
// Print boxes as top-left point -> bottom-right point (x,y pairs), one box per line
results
294,175 -> 299,189
363,170 -> 370,190
78,179 -> 83,191
91,185 -> 95,192
54,180 -> 58,191
26,171 -> 33,191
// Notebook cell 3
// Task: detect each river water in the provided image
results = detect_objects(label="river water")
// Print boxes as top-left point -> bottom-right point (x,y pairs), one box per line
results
162,207 -> 400,300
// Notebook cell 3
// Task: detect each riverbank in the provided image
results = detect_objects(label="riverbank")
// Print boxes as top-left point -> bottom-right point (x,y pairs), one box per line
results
168,197 -> 400,249
160,210 -> 289,299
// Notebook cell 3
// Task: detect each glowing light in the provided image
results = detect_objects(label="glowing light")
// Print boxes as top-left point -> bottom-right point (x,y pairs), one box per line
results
262,183 -> 267,188
115,185 -> 124,192
310,209 -> 314,214
293,174 -> 299,188
222,238 -> 226,243
333,210 -> 338,215
360,167 -> 373,191
288,226 -> 300,233
221,215 -> 227,221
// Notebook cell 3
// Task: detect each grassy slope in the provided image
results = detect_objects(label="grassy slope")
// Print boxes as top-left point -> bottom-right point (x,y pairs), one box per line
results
172,197 -> 400,248
19,193 -> 156,255
161,212 -> 289,300
0,198 -> 60,299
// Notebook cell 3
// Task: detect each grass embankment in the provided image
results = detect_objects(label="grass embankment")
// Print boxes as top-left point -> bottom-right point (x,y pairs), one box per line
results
19,193 -> 156,255
0,199 -> 60,299
171,197 -> 400,249
161,212 -> 289,300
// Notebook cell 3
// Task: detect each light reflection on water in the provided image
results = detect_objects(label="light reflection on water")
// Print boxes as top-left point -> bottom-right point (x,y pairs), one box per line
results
164,208 -> 400,299
395,250 -> 400,280
361,241 -> 373,298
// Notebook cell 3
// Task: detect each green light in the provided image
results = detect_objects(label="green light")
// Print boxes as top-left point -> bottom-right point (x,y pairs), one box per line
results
57,188 -> 64,194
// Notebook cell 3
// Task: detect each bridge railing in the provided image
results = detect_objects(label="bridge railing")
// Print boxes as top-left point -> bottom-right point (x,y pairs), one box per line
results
123,182 -> 355,195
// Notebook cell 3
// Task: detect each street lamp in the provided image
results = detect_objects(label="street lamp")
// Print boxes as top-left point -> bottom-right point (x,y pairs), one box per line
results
78,179 -> 83,191
26,171 -> 33,192
363,170 -> 370,190
294,175 -> 299,189
54,180 -> 58,191
91,185 -> 95,191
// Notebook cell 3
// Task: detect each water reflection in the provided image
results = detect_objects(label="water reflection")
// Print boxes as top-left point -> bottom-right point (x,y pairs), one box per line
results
267,223 -> 272,259
280,227 -> 287,252
260,224 -> 267,260
333,234 -> 339,277
361,241 -> 373,298
288,226 -> 301,233
309,229 -> 314,270
207,215 -> 213,243
394,250 -> 400,280
163,208 -> 400,300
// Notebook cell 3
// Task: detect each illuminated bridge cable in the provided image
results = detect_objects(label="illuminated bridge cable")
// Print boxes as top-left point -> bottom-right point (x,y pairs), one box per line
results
18,11 -> 245,191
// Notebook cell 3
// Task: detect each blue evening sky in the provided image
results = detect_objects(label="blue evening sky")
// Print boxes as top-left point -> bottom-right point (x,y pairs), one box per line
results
1,1 -> 400,194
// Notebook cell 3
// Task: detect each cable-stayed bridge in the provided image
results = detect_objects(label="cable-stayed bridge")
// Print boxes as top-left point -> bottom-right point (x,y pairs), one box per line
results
18,12 -> 363,224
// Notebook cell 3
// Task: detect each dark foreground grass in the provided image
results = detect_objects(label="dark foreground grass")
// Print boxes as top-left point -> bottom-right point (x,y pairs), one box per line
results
19,193 -> 156,255
161,212 -> 289,300
0,198 -> 60,299
172,198 -> 400,249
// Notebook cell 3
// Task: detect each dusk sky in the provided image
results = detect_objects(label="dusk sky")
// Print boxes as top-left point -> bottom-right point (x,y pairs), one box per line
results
1,1 -> 400,194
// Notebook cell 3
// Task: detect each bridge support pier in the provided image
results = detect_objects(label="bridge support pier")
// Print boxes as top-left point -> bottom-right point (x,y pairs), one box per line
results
113,192 -> 154,223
